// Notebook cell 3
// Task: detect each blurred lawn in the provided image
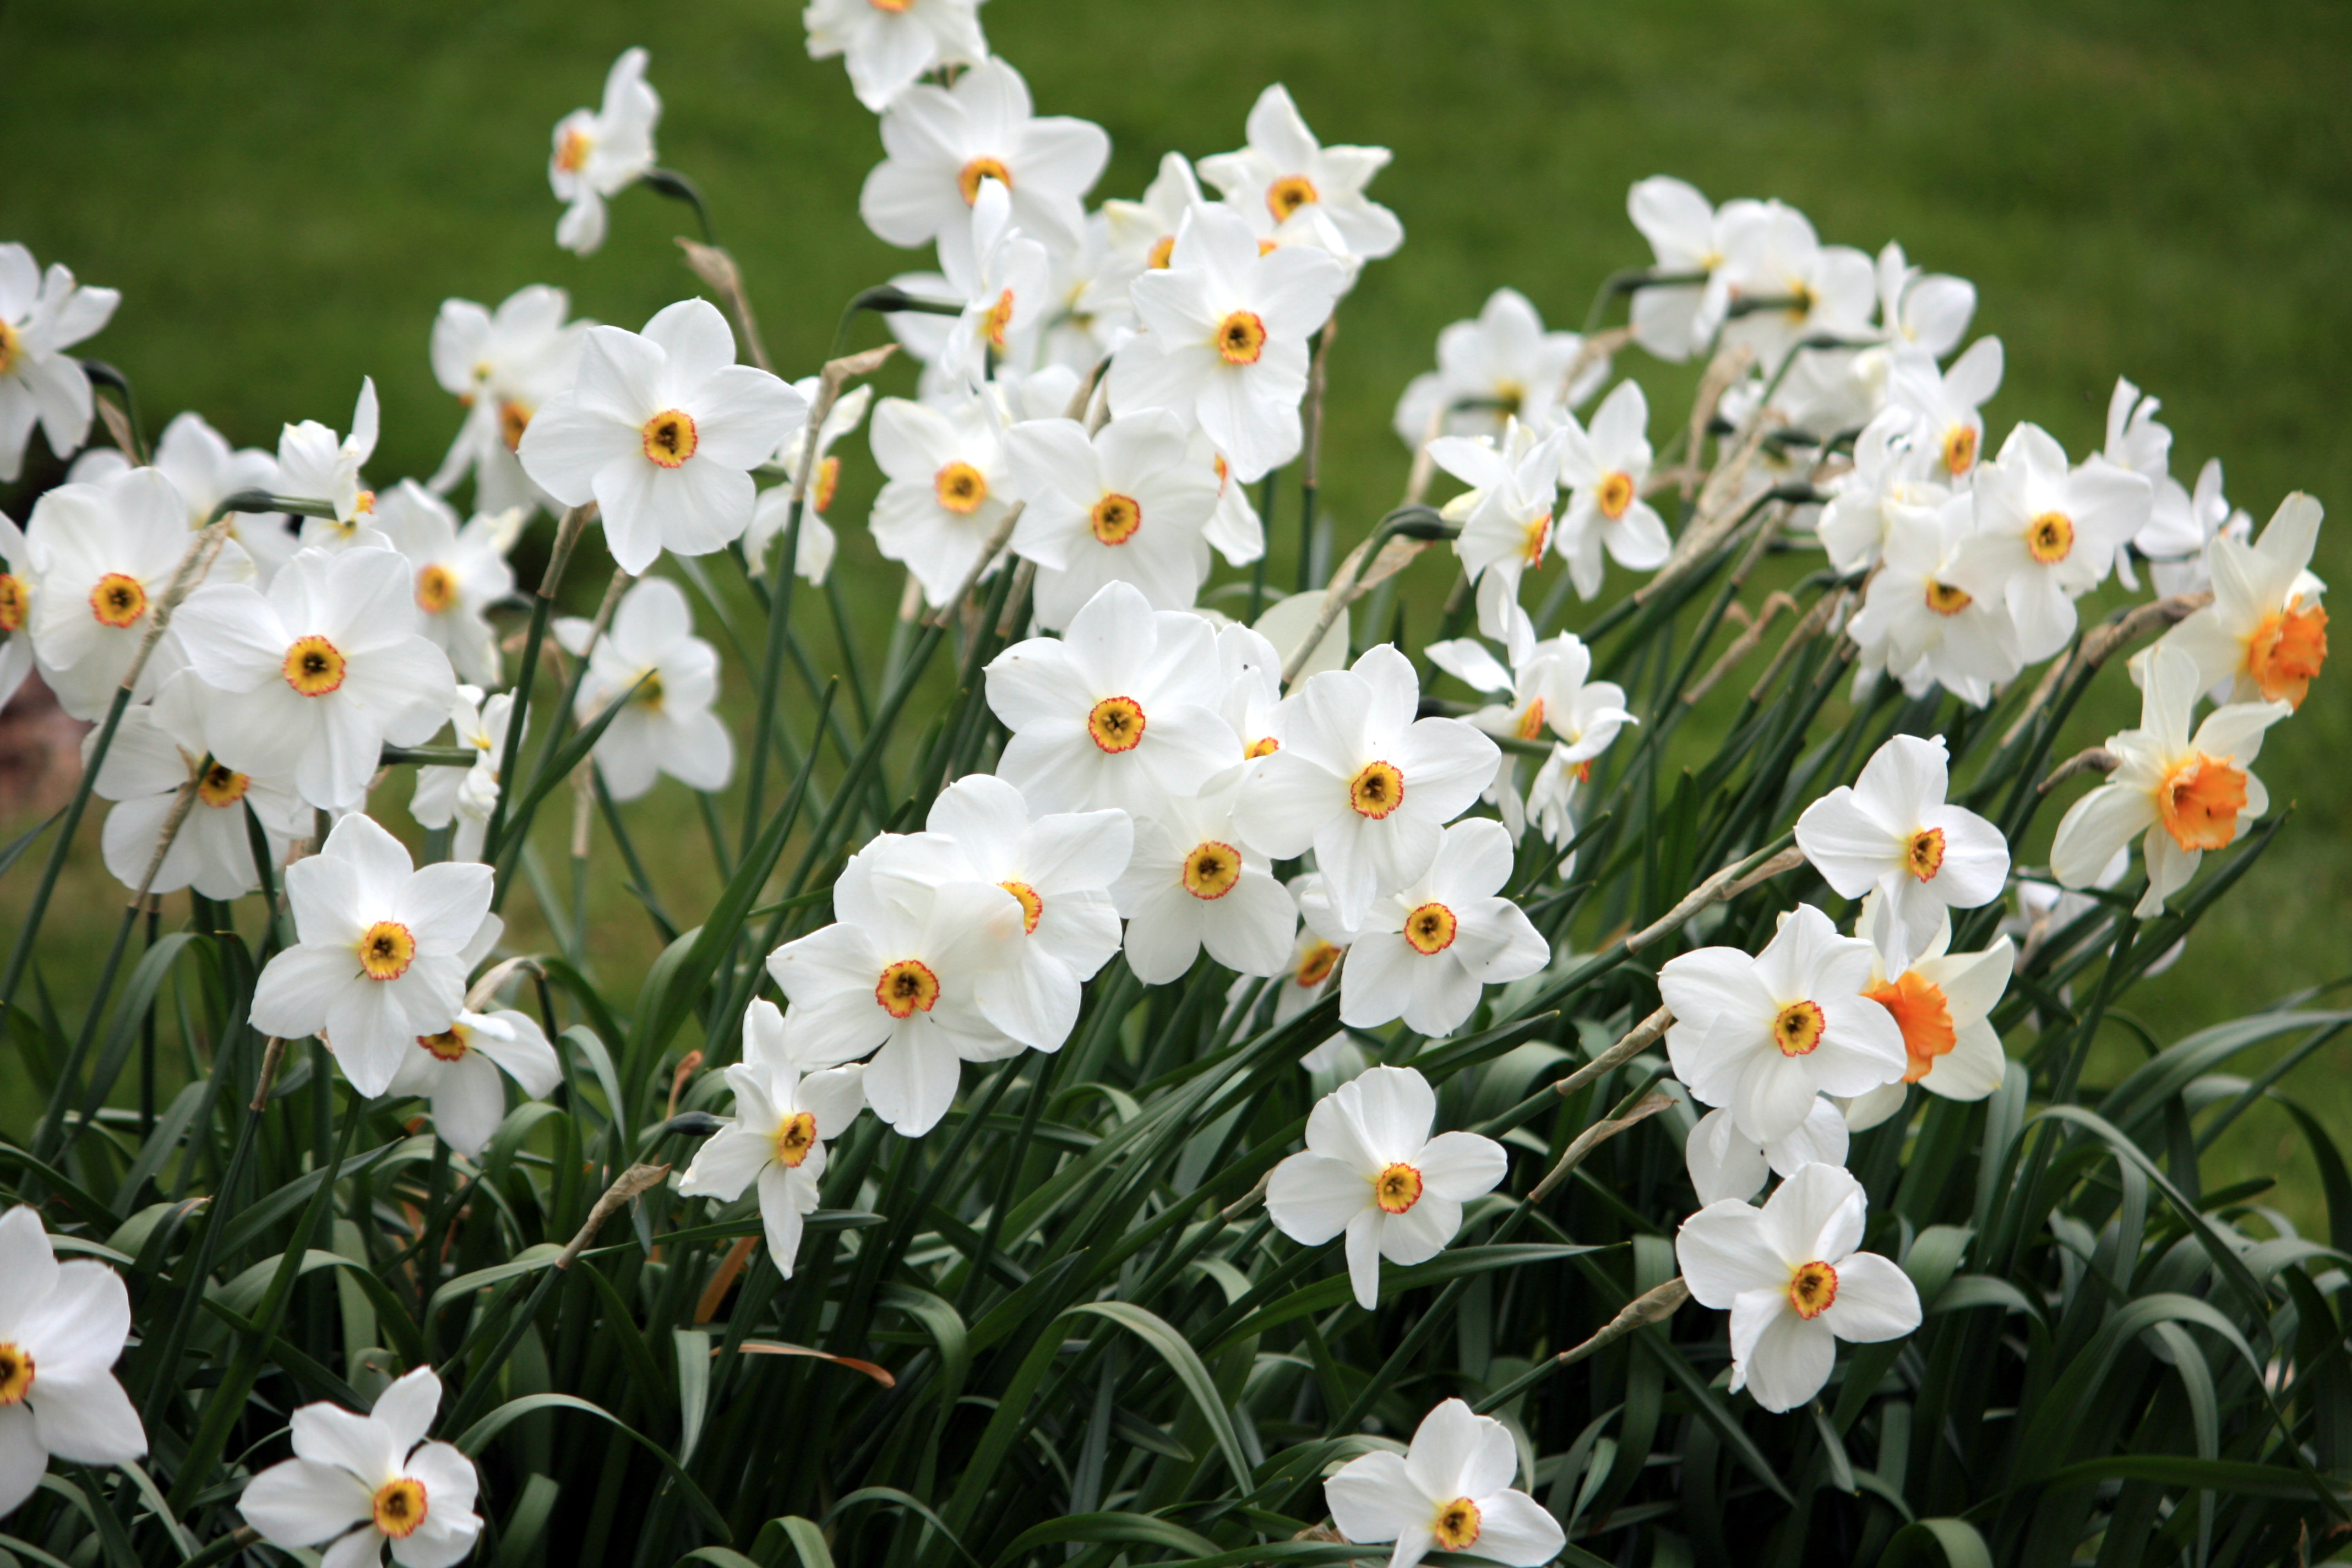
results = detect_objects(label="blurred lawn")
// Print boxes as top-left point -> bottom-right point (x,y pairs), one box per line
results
4,1 -> 2347,1214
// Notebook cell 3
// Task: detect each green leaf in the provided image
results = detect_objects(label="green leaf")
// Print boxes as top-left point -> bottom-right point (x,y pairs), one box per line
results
455,1392 -> 732,1539
1064,1301 -> 1254,1490
989,1512 -> 1221,1565
1879,1517 -> 1995,1568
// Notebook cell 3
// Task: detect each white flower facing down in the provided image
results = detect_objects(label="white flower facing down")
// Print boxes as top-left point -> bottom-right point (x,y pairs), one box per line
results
409,684 -> 514,863
677,1000 -> 868,1276
1624,177 -> 1737,363
1794,733 -> 2008,972
1267,1067 -> 1507,1311
427,284 -> 586,515
1554,380 -> 1672,602
1430,418 -> 1566,645
747,380 -> 874,582
1109,202 -> 1347,483
2157,491 -> 2327,712
521,299 -> 804,575
805,0 -> 988,113
386,1006 -> 560,1158
248,814 -> 494,1098
885,178 -> 1052,389
1196,83 -> 1404,263
1659,904 -> 1907,1144
1684,1098 -> 1850,1208
1392,286 -> 1605,448
1302,819 -> 1547,1038
986,581 -> 1239,816
238,1365 -> 481,1568
1325,1398 -> 1563,1568
281,378 -> 388,551
550,47 -> 661,256
0,244 -> 121,483
2050,642 -> 2288,918
88,699 -> 302,901
858,58 -> 1108,253
557,575 -> 734,803
1112,769 -> 1297,984
1006,409 -> 1222,627
1233,644 -> 1500,930
175,546 -> 457,812
0,1206 -> 145,1518
867,390 -> 1014,608
372,481 -> 521,688
1675,1162 -> 1921,1412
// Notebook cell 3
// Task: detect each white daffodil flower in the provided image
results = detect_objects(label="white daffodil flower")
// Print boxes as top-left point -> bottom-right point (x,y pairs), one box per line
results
428,285 -> 587,515
1101,151 -> 1205,277
885,179 -> 1052,389
1325,1398 -> 1563,1568
0,1205 -> 146,1518
1675,1162 -> 1921,1412
2050,642 -> 2288,917
1554,379 -> 1672,602
1043,209 -> 1141,371
0,512 -> 34,714
386,1006 -> 560,1158
2157,492 -> 2327,711
1716,200 -> 1877,365
550,48 -> 660,257
0,244 -> 119,482
747,380 -> 873,583
2148,458 -> 2250,600
1794,733 -> 2008,971
1429,630 -> 1636,774
1007,409 -> 1222,627
520,298 -> 804,576
678,1001 -> 868,1275
1871,241 -> 1975,362
557,575 -> 734,803
985,582 -> 1240,816
1267,1066 -> 1506,1310
1191,428 -> 1268,568
247,813 -> 493,1098
1393,287 -> 1605,449
767,841 -> 1025,1136
1853,894 -> 2012,1103
371,482 -> 520,688
1886,336 -> 2002,484
238,1365 -> 481,1568
1431,418 -> 1567,646
280,378 -> 389,552
2100,377 -> 2203,579
1196,84 -> 1403,264
1302,819 -> 1547,1037
88,699 -> 302,900
1684,1098 -> 1852,1207
1845,489 -> 2023,709
1112,769 -> 1297,984
1272,877 -> 1348,1029
1109,202 -> 1347,483
1948,422 -> 2151,663
175,545 -> 455,812
1816,407 -> 1946,578
858,58 -> 1108,253
868,390 -> 1015,608
116,411 -> 292,581
1659,904 -> 1907,1144
805,0 -> 988,114
408,684 -> 515,863
1233,644 -> 1500,930
1215,620 -> 1286,769
1625,177 -> 1739,363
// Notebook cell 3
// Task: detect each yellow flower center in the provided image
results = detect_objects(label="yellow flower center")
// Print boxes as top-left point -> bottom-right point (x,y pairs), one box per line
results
1772,999 -> 1826,1058
0,319 -> 18,378
875,958 -> 941,1019
957,156 -> 1014,205
1403,901 -> 1458,956
983,288 -> 1016,349
556,126 -> 593,175
2156,752 -> 2248,853
1493,379 -> 1526,417
814,454 -> 842,514
416,563 -> 458,614
1924,580 -> 1973,617
0,1342 -> 32,1406
1348,760 -> 1405,820
869,0 -> 916,11
1293,939 -> 1341,990
1520,511 -> 1553,566
1180,840 -> 1244,900
0,572 -> 27,631
1086,695 -> 1146,753
1515,698 -> 1547,742
999,879 -> 1043,935
641,409 -> 699,469
282,635 -> 347,696
934,460 -> 988,514
1215,310 -> 1267,366
634,669 -> 665,709
1787,1260 -> 1839,1320
372,1477 -> 428,1539
2246,602 -> 2326,710
1905,825 -> 1946,881
2026,510 -> 2075,565
357,921 -> 417,982
350,489 -> 377,521
1088,492 -> 1143,545
197,764 -> 250,809
1940,423 -> 1978,476
774,1110 -> 819,1168
89,572 -> 148,629
1431,1497 -> 1482,1550
1374,1161 -> 1424,1214
498,399 -> 533,453
1244,736 -> 1280,760
1146,235 -> 1176,270
417,1025 -> 471,1063
1865,970 -> 1958,1085
1596,471 -> 1635,521
1266,174 -> 1319,222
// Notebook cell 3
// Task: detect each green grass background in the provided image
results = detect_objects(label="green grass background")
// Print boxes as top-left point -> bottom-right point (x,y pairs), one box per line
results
4,1 -> 2347,1215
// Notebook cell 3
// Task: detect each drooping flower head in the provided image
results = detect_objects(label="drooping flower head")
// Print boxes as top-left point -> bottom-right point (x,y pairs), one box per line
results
550,48 -> 661,255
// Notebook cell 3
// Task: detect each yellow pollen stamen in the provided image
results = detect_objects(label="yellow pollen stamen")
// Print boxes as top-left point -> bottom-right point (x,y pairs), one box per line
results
1596,471 -> 1635,521
352,489 -> 376,517
983,288 -> 1016,349
934,460 -> 988,514
498,399 -> 532,453
0,319 -> 19,378
869,0 -> 916,10
1431,1498 -> 1482,1551
1925,580 -> 1973,617
0,572 -> 25,631
1086,695 -> 1146,753
1788,1260 -> 1839,1319
641,409 -> 699,469
999,880 -> 1043,935
196,764 -> 249,809
1772,999 -> 1826,1058
357,921 -> 417,982
1266,174 -> 1319,221
1374,1161 -> 1424,1214
1348,760 -> 1405,820
416,563 -> 458,614
2246,602 -> 2326,709
1089,492 -> 1142,545
2026,510 -> 2075,564
282,634 -> 347,696
556,126 -> 592,175
1515,698 -> 1547,742
372,1477 -> 428,1539
1521,511 -> 1552,565
0,1342 -> 32,1406
957,156 -> 1013,205
417,1026 -> 471,1063
1215,310 -> 1267,366
1180,840 -> 1243,900
1940,423 -> 1978,476
1905,826 -> 1946,881
1493,379 -> 1526,416
814,454 -> 842,514
875,959 -> 941,1019
1293,939 -> 1341,990
775,1110 -> 819,1167
1244,736 -> 1280,760
89,572 -> 148,628
2157,753 -> 2248,853
1866,970 -> 1958,1084
1403,901 -> 1458,956
1146,235 -> 1176,270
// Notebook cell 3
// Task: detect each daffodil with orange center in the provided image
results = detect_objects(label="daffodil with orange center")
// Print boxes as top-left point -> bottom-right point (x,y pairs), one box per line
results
2158,491 -> 2329,712
1324,1399 -> 1564,1568
87,700 -> 304,902
1430,416 -> 1569,645
239,1366 -> 482,1568
1796,733 -> 2009,971
386,1005 -> 562,1159
548,48 -> 660,255
428,284 -> 587,517
0,1205 -> 146,1518
1113,770 -> 1298,984
1554,380 -> 1672,602
1005,410 -> 1223,629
